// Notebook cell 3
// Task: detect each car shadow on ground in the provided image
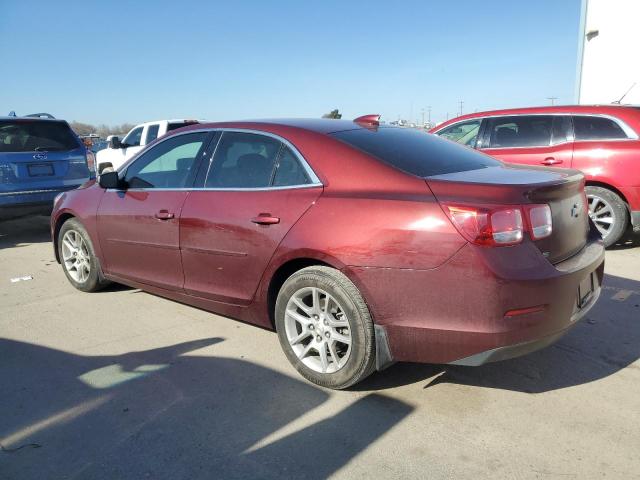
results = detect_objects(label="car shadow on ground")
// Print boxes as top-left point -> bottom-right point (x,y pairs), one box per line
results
357,273 -> 640,394
0,337 -> 412,480
609,229 -> 639,250
0,215 -> 52,250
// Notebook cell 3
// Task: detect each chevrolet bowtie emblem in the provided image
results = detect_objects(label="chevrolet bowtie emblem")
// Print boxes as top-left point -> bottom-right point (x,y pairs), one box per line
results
571,203 -> 581,218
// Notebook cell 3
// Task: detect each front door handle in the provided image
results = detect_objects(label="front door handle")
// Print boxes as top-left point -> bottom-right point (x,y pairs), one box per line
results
541,157 -> 563,166
154,210 -> 175,220
251,213 -> 280,225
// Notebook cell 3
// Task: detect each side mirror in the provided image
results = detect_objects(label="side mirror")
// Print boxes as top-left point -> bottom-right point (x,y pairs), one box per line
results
108,136 -> 122,149
98,170 -> 121,189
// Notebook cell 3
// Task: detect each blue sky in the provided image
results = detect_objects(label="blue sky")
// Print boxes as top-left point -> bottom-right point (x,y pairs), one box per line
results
1,0 -> 582,125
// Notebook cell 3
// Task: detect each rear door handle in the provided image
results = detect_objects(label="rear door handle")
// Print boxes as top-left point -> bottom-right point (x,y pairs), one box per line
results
154,210 -> 175,220
541,157 -> 563,166
251,214 -> 280,225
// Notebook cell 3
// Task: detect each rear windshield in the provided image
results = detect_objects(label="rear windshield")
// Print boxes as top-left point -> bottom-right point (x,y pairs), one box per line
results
167,121 -> 198,132
331,127 -> 500,177
0,120 -> 79,152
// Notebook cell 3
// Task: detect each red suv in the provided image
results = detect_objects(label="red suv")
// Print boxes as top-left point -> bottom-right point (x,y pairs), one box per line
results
431,105 -> 640,247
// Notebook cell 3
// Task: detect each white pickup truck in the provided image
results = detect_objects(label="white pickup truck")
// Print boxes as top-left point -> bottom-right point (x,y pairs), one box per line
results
96,119 -> 199,172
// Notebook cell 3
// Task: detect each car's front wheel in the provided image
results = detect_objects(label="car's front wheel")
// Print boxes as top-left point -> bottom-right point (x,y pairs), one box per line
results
58,218 -> 110,292
586,186 -> 629,247
275,266 -> 376,389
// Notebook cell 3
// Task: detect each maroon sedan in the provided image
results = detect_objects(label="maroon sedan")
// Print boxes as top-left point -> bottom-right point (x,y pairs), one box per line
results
51,116 -> 604,389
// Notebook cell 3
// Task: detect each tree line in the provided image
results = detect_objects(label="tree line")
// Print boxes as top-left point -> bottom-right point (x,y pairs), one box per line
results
70,110 -> 342,138
69,121 -> 135,138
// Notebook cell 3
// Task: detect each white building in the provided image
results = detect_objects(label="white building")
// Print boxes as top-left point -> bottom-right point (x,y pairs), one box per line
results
576,0 -> 640,104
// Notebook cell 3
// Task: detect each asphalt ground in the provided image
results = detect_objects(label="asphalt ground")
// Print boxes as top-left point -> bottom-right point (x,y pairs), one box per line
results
1,215 -> 639,479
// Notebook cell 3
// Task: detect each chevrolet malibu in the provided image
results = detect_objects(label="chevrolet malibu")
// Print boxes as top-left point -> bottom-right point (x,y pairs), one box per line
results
51,116 -> 605,389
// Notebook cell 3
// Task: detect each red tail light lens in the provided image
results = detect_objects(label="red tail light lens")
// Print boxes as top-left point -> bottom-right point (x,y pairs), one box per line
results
445,205 -> 523,246
525,204 -> 552,239
444,203 -> 553,246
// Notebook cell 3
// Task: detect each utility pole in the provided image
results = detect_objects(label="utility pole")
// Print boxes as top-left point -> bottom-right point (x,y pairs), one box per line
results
547,96 -> 558,105
458,100 -> 464,116
421,108 -> 425,126
427,106 -> 432,124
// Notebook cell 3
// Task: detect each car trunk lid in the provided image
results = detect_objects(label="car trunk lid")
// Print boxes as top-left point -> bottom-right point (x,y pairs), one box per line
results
426,164 -> 590,264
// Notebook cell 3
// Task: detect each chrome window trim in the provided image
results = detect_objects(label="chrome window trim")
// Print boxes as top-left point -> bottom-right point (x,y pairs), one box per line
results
433,112 -> 639,147
106,184 -> 323,193
108,127 -> 323,192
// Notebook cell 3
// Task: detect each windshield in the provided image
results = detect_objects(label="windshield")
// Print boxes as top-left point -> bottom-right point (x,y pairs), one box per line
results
0,119 -> 79,152
331,127 -> 500,177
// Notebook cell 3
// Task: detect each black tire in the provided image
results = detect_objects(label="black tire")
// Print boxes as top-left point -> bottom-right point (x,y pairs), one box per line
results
58,218 -> 110,292
275,266 -> 376,389
585,186 -> 629,248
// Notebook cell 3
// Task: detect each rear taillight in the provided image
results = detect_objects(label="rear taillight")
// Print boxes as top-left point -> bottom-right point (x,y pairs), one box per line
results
444,203 -> 552,247
524,204 -> 552,240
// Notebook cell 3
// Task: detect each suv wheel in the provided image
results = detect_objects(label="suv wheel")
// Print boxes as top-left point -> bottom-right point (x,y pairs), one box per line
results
275,266 -> 376,389
586,186 -> 629,247
58,218 -> 110,292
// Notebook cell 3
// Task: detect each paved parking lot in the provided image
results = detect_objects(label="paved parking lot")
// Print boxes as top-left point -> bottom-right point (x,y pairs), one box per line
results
1,215 -> 639,479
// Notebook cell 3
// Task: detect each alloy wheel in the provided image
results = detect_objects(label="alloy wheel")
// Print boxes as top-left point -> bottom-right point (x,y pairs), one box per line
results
284,286 -> 352,374
587,193 -> 616,238
61,230 -> 91,283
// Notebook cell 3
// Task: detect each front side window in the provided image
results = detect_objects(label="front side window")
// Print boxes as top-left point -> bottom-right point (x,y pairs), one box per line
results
205,132 -> 281,188
487,116 -> 553,148
436,119 -> 481,147
122,127 -> 143,147
124,132 -> 208,188
573,116 -> 628,140
145,124 -> 160,144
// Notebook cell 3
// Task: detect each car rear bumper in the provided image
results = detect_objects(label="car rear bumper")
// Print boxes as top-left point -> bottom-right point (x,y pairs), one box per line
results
449,282 -> 601,366
0,185 -> 82,207
346,230 -> 605,367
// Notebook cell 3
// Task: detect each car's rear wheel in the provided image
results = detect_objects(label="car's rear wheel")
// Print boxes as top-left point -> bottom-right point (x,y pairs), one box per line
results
58,218 -> 110,292
275,266 -> 376,389
586,186 -> 629,247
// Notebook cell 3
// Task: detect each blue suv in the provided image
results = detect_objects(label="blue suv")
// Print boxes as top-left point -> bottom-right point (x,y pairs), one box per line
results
0,113 -> 92,219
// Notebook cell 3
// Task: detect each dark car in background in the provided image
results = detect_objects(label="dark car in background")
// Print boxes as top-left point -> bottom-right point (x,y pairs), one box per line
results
0,114 -> 92,219
431,105 -> 640,247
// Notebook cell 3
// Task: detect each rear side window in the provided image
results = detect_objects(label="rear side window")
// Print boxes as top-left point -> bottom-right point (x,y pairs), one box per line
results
573,116 -> 628,140
273,146 -> 311,186
331,127 -> 500,177
487,116 -> 553,148
0,120 -> 79,152
206,132 -> 281,188
146,124 -> 160,144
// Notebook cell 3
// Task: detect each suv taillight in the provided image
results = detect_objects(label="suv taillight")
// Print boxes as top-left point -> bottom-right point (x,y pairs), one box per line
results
444,203 -> 552,246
